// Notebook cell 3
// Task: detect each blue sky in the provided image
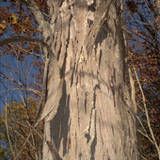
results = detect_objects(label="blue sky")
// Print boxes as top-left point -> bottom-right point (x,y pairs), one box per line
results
0,0 -> 43,110
0,54 -> 42,110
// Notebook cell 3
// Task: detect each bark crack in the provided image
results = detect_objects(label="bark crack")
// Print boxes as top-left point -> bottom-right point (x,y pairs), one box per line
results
84,92 -> 88,113
84,85 -> 99,160
61,15 -> 72,77
90,84 -> 99,160
76,86 -> 80,128
85,0 -> 115,55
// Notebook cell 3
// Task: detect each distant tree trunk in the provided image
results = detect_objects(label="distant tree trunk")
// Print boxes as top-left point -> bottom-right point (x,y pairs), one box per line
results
36,1 -> 138,160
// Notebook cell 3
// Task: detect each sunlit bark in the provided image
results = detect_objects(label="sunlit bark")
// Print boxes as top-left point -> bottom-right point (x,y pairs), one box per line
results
35,1 -> 138,160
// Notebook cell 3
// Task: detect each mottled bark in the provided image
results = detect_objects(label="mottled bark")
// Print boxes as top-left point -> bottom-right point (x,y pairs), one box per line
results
35,1 -> 138,160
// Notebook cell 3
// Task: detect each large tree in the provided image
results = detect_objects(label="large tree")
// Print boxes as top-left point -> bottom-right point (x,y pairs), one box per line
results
32,0 -> 137,160
0,0 -> 138,160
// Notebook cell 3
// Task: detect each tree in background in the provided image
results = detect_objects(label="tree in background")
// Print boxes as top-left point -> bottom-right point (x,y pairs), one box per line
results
125,0 -> 160,159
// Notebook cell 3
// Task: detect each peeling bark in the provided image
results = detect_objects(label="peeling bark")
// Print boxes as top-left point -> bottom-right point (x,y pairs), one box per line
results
34,1 -> 138,160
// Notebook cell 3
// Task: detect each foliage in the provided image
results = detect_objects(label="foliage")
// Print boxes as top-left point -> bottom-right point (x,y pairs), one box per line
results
0,99 -> 44,160
128,53 -> 160,160
126,1 -> 160,159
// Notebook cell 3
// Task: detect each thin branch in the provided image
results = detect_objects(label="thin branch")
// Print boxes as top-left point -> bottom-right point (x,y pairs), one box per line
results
4,105 -> 15,159
133,67 -> 160,159
28,0 -> 51,38
0,36 -> 46,47
0,71 -> 23,87
137,129 -> 154,144
0,87 -> 41,97
27,121 -> 43,139
140,154 -> 148,160
14,130 -> 32,160
10,121 -> 42,160
35,55 -> 49,123
11,128 -> 35,150
122,27 -> 159,53
136,115 -> 149,136
16,44 -> 44,58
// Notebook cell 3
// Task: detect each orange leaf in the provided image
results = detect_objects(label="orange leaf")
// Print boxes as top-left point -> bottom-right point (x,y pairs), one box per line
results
0,21 -> 7,34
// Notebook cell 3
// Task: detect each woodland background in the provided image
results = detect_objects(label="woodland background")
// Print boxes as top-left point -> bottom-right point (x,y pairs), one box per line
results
0,0 -> 159,160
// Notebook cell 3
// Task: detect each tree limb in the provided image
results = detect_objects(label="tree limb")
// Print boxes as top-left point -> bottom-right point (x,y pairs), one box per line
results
133,67 -> 160,159
27,0 -> 51,39
4,105 -> 15,159
0,35 -> 46,47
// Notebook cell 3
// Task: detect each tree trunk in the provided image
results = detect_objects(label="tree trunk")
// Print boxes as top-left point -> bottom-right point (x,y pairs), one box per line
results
39,1 -> 137,160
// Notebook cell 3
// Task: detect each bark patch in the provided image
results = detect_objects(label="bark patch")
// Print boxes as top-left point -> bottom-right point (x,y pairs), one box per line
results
51,81 -> 70,156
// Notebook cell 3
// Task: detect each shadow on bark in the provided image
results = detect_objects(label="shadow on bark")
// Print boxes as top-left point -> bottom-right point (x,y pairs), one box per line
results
50,80 -> 70,156
95,21 -> 108,46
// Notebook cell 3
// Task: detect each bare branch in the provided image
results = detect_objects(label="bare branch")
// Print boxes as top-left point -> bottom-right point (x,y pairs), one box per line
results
28,0 -> 51,39
137,129 -> 154,145
14,131 -> 32,160
4,105 -> 15,159
133,67 -> 160,159
0,36 -> 46,47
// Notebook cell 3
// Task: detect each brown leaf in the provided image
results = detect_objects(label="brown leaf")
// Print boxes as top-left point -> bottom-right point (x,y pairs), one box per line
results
0,21 -> 7,34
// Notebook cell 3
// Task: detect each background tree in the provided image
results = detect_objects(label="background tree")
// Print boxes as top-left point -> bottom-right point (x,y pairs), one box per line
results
125,0 -> 160,159
0,1 -> 45,159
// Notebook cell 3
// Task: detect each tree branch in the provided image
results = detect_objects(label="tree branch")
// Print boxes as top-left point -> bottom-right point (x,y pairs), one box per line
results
133,67 -> 160,159
0,36 -> 46,47
4,105 -> 15,159
28,0 -> 51,39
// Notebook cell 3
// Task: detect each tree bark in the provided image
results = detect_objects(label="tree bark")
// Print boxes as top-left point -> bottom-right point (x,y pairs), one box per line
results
37,1 -> 138,160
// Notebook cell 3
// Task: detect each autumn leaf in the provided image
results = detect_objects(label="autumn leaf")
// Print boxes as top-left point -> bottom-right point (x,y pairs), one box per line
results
0,20 -> 7,34
8,14 -> 18,25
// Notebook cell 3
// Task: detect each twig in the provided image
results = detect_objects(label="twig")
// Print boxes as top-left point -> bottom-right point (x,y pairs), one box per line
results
0,87 -> 41,97
140,154 -> 148,160
28,0 -> 51,39
0,36 -> 46,47
4,105 -> 15,159
137,129 -> 154,144
136,115 -> 148,134
14,130 -> 32,160
133,67 -> 160,159
11,128 -> 35,150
